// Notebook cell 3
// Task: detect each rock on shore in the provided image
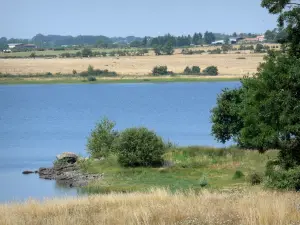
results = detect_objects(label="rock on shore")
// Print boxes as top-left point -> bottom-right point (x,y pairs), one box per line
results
23,152 -> 103,188
38,163 -> 102,187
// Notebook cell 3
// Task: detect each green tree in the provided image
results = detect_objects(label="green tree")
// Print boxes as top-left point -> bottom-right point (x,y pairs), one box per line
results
192,33 -> 203,45
191,66 -> 201,74
184,66 -> 192,74
142,36 -> 148,47
130,40 -> 143,48
211,53 -> 300,167
264,29 -> 276,41
162,41 -> 174,55
203,66 -> 218,75
86,117 -> 118,158
153,45 -> 162,55
224,37 -> 230,45
261,0 -> 300,57
82,48 -> 92,57
87,64 -> 94,74
255,43 -> 265,53
204,32 -> 216,44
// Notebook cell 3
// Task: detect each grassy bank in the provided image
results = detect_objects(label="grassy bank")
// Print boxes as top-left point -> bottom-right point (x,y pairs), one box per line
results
1,188 -> 298,225
80,147 -> 277,194
0,76 -> 241,85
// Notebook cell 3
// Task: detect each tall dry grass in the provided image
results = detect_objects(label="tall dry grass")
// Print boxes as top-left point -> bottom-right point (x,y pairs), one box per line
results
0,189 -> 299,225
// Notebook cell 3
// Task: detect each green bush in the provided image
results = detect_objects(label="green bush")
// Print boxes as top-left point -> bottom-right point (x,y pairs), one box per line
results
88,76 -> 97,82
265,161 -> 300,190
87,65 -> 94,74
233,170 -> 245,179
184,66 -> 201,75
209,48 -> 222,54
82,48 -> 92,57
192,66 -> 201,74
203,66 -> 218,76
152,66 -> 168,76
183,66 -> 192,74
86,117 -> 119,158
247,172 -> 263,185
116,127 -> 165,167
199,176 -> 208,187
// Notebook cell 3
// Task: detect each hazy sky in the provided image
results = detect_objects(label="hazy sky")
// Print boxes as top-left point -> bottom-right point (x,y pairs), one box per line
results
1,0 -> 278,38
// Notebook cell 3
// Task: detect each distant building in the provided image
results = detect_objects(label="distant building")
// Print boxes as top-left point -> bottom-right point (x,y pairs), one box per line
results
243,35 -> 265,43
8,43 -> 37,49
211,40 -> 225,45
8,43 -> 23,49
229,37 -> 244,44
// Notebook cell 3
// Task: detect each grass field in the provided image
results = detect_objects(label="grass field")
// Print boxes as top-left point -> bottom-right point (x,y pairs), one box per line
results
0,75 -> 242,85
1,147 -> 298,225
80,147 -> 277,194
1,189 -> 299,225
0,53 -> 264,76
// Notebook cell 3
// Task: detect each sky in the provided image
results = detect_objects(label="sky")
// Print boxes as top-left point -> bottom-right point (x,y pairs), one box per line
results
1,0 -> 278,39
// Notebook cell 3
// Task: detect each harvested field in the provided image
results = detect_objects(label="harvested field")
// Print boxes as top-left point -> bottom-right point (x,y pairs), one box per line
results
0,53 -> 264,76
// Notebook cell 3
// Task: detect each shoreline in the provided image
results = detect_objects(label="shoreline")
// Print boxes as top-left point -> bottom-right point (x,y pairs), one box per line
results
0,76 -> 242,85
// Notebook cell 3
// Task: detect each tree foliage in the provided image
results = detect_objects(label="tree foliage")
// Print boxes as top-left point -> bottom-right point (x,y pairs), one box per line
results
203,66 -> 218,75
116,127 -> 165,167
204,32 -> 216,44
86,117 -> 118,158
261,0 -> 300,57
211,53 -> 300,167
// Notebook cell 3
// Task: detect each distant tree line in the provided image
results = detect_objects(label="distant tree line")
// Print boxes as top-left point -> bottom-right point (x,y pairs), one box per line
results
0,31 -> 265,51
264,28 -> 288,43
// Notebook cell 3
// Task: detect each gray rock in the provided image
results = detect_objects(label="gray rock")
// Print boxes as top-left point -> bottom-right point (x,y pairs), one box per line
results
56,152 -> 78,161
38,163 -> 103,187
22,170 -> 35,175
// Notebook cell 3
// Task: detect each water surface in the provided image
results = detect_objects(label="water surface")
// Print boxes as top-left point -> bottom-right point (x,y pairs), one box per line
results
0,82 -> 239,202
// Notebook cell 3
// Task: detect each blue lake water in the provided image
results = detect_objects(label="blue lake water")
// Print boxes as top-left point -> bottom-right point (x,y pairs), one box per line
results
0,81 -> 239,202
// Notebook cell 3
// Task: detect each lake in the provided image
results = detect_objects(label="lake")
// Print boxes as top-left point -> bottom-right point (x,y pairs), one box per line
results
0,81 -> 239,202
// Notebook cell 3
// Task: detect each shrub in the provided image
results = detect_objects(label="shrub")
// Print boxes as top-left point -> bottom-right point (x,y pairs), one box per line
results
183,66 -> 192,74
82,48 -> 92,57
247,172 -> 263,185
255,43 -> 265,53
199,176 -> 208,187
184,66 -> 201,75
88,76 -> 96,82
203,66 -> 218,75
87,65 -> 94,74
61,52 -> 71,58
76,51 -> 82,57
86,117 -> 119,158
265,161 -> 300,190
209,48 -> 222,54
191,66 -> 201,74
152,66 -> 168,76
116,127 -> 165,167
29,52 -> 36,58
233,170 -> 245,179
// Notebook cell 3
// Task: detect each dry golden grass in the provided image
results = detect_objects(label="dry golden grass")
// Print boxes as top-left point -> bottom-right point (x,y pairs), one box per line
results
0,53 -> 264,76
0,188 -> 299,225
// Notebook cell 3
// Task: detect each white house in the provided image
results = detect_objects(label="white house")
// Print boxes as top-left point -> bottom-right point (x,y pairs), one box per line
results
8,43 -> 23,49
211,40 -> 225,45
